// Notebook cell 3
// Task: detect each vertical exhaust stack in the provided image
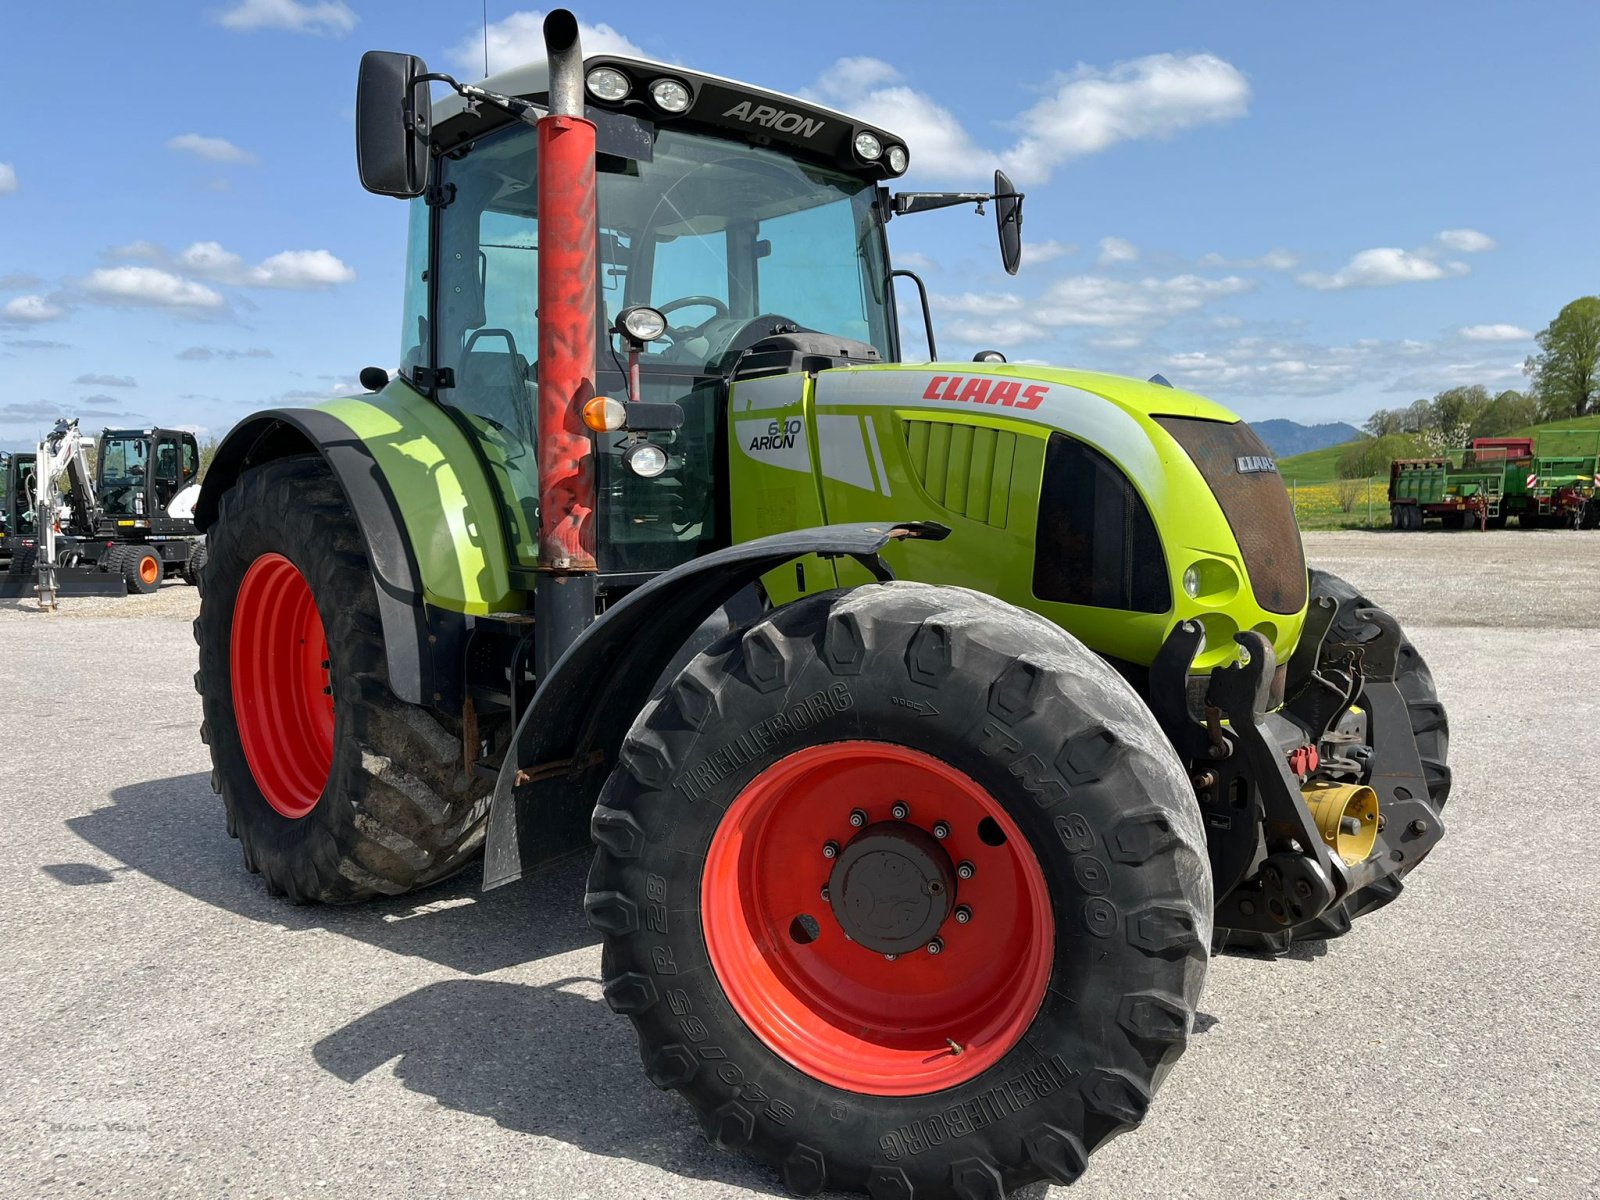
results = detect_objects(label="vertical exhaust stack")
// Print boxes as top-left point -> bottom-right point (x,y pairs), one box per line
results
536,9 -> 597,575
534,9 -> 598,668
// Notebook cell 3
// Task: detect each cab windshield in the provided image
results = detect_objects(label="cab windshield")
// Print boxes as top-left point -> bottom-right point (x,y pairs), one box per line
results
410,121 -> 893,573
99,436 -> 149,517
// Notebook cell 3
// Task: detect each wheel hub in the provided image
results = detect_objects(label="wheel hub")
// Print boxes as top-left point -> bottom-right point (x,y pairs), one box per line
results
828,822 -> 955,954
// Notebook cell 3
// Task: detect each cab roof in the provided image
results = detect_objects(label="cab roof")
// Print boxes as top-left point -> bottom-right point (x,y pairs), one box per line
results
432,54 -> 910,183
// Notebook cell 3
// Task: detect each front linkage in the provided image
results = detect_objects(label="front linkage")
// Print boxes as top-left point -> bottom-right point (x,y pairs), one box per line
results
1150,598 -> 1445,945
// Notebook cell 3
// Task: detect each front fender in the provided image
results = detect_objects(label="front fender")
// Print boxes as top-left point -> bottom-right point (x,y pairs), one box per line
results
196,406 -> 436,705
481,521 -> 948,889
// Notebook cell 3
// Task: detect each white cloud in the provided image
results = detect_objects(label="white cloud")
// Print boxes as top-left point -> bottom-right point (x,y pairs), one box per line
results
450,10 -> 645,76
250,249 -> 356,288
213,0 -> 356,36
1,295 -> 65,323
0,163 -> 15,195
1023,240 -> 1074,267
808,51 -> 1249,185
1437,228 -> 1495,253
74,373 -> 137,387
1198,248 -> 1299,270
893,250 -> 939,272
1298,247 -> 1469,291
1000,54 -> 1251,184
82,267 -> 227,311
934,271 -> 1252,348
178,345 -> 275,361
106,240 -> 165,261
1097,236 -> 1139,265
1459,323 -> 1533,342
167,133 -> 258,164
118,241 -> 356,290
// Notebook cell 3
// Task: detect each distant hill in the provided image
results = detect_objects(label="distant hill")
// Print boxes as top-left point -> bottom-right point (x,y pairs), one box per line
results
1249,419 -> 1363,458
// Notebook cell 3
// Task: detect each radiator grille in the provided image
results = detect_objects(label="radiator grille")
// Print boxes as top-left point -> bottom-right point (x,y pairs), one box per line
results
903,419 -> 1016,528
1155,416 -> 1307,615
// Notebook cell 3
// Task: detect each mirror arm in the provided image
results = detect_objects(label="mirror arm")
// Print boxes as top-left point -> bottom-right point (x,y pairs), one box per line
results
891,191 -> 991,217
418,72 -> 547,127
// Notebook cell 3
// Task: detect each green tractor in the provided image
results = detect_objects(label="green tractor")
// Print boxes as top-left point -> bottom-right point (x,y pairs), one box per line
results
193,13 -> 1449,1197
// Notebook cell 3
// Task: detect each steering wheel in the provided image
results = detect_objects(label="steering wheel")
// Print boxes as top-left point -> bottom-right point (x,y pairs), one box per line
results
657,295 -> 729,338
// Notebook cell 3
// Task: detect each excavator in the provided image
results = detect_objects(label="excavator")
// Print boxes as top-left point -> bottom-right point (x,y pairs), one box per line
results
0,419 -> 206,607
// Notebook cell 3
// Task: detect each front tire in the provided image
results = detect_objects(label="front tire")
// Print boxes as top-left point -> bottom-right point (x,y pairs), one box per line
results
194,455 -> 493,903
587,583 -> 1211,1197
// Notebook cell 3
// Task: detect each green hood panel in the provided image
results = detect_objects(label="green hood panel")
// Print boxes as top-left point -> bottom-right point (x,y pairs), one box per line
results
731,363 -> 1305,670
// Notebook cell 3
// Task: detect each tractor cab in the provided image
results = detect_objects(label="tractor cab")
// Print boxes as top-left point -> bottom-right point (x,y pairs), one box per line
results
95,428 -> 201,527
381,53 -> 1016,580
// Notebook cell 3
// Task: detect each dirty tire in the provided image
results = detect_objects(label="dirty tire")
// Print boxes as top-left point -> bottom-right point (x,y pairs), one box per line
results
1218,568 -> 1449,955
588,583 -> 1211,1198
194,454 -> 495,903
182,540 -> 208,591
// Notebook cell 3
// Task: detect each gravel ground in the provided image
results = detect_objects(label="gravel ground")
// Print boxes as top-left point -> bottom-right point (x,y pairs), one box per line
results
1,531 -> 1597,1199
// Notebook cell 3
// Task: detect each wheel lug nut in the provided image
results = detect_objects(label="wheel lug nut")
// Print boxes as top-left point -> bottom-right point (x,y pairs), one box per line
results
891,801 -> 910,821
849,808 -> 867,828
820,885 -> 830,901
954,906 -> 971,924
932,821 -> 950,840
927,938 -> 944,955
884,953 -> 898,961
956,860 -> 975,880
822,840 -> 839,859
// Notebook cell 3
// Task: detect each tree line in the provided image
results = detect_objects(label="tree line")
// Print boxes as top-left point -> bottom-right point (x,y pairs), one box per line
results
1337,295 -> 1599,479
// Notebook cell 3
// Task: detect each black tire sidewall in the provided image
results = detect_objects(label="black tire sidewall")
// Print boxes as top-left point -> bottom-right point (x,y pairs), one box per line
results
199,462 -> 369,877
595,586 -> 1209,1192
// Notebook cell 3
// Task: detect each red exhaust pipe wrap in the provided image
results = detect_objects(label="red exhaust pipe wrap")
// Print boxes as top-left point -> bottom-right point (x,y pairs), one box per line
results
535,10 -> 597,572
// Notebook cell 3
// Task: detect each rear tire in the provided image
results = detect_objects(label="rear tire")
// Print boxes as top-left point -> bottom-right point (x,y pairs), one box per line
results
1217,568 -> 1449,955
194,455 -> 495,903
588,583 -> 1211,1197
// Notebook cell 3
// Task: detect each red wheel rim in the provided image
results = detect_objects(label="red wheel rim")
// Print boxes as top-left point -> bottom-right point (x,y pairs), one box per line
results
230,553 -> 334,819
702,742 -> 1054,1095
138,555 -> 159,585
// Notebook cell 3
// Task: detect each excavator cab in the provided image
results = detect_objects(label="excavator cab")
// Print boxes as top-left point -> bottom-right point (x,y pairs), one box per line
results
97,429 -> 199,521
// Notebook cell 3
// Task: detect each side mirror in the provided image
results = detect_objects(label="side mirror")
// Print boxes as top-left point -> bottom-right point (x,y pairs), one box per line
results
356,50 -> 433,198
994,169 -> 1024,276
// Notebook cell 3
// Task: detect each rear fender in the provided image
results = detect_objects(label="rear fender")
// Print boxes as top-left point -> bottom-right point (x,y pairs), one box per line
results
481,521 -> 948,889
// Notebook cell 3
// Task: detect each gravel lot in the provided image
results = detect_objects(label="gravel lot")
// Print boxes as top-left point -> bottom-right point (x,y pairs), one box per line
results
2,530 -> 1598,1199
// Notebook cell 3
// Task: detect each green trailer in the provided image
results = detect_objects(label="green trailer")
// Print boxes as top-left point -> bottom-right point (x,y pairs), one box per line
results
1388,432 -> 1599,530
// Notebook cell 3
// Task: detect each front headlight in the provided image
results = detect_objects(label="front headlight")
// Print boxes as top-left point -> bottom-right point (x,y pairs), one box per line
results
853,131 -> 883,161
624,441 -> 669,478
618,305 -> 668,343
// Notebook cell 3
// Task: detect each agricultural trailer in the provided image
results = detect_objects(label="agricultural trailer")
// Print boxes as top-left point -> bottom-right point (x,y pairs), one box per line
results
1389,433 -> 1600,530
192,14 -> 1450,1197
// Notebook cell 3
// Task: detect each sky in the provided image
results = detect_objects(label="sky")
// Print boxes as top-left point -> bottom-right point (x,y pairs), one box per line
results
2,0 -> 1597,448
